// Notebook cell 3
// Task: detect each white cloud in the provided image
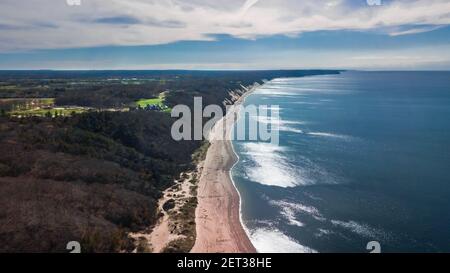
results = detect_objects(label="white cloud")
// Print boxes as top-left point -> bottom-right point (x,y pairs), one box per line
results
388,25 -> 444,36
0,0 -> 449,51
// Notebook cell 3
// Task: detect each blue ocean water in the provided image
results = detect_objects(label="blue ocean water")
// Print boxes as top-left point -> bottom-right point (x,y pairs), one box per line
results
231,71 -> 450,253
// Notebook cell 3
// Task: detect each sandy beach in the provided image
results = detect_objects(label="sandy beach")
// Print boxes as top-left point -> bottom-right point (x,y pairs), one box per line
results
130,85 -> 258,253
191,85 -> 258,253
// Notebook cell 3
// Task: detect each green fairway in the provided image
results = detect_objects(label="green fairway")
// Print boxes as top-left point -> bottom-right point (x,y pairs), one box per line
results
136,92 -> 171,112
136,97 -> 164,108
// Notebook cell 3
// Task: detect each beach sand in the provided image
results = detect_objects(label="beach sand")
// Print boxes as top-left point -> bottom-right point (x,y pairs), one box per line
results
191,85 -> 258,253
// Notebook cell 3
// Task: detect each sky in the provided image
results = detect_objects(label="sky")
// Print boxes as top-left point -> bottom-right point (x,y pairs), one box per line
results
0,0 -> 450,70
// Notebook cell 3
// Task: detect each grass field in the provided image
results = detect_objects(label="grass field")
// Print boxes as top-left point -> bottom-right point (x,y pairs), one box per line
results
36,98 -> 55,105
1,98 -> 56,113
136,92 -> 171,112
0,98 -> 55,106
10,107 -> 88,117
136,97 -> 164,108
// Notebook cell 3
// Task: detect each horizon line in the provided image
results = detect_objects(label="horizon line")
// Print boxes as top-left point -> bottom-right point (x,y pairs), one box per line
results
0,69 -> 449,72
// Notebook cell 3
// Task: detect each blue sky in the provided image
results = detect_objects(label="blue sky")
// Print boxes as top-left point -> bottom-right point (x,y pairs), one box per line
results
0,0 -> 449,70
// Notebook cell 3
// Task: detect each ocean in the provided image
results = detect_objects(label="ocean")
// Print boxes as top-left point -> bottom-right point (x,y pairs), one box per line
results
231,71 -> 450,253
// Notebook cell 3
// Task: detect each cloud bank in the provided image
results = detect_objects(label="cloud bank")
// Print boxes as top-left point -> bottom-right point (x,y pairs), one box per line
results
0,0 -> 449,52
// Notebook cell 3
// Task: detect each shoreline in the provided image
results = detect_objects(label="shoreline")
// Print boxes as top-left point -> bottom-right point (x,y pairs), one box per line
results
191,84 -> 259,253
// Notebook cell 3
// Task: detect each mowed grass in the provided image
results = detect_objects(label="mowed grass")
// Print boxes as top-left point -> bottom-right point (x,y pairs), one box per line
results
37,98 -> 56,105
136,97 -> 164,108
136,92 -> 172,112
4,98 -> 83,117
0,98 -> 55,106
10,107 -> 87,117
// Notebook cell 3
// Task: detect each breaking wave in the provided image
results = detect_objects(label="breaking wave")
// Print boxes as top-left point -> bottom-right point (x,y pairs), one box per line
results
249,227 -> 318,253
270,199 -> 326,224
306,132 -> 353,140
331,220 -> 387,240
242,142 -> 309,188
251,115 -> 306,134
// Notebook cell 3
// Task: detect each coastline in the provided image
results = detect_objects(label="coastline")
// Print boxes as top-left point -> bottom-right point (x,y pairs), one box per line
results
191,84 -> 259,253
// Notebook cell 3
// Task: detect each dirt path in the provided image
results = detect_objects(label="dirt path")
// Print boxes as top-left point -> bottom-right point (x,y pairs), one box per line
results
129,168 -> 200,253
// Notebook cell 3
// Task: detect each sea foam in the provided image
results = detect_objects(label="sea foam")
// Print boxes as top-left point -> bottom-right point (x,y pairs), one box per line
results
307,132 -> 352,140
270,200 -> 326,224
251,115 -> 306,134
331,220 -> 387,240
249,227 -> 317,253
242,142 -> 308,188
